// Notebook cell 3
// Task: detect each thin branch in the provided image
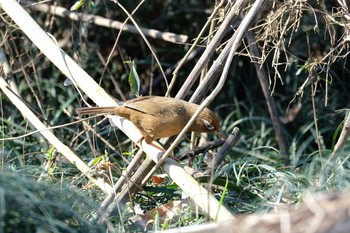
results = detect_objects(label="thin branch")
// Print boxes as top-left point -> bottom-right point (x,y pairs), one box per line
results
99,156 -> 156,220
112,0 -> 168,88
99,149 -> 145,215
22,0 -> 187,43
166,0 -> 225,96
175,0 -> 246,99
178,139 -> 225,161
246,32 -> 289,160
311,79 -> 323,157
209,127 -> 240,170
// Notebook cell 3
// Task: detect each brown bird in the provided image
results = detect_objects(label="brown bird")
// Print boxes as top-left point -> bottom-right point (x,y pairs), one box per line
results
76,96 -> 220,143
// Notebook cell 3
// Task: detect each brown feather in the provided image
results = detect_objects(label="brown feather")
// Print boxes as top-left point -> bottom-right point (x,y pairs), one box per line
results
76,96 -> 220,143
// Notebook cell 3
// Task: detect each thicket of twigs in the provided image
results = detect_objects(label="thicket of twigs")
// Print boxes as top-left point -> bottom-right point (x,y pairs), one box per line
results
1,0 -> 350,232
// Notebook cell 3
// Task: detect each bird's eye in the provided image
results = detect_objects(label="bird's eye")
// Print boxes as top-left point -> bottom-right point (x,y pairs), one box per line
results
203,119 -> 215,131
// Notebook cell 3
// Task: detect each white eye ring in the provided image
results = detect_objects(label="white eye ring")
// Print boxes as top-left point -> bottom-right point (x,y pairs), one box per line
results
203,119 -> 215,131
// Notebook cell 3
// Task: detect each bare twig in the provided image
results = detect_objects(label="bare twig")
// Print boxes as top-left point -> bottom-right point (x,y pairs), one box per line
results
166,0 -> 225,96
209,127 -> 240,170
112,0 -> 168,88
178,139 -> 225,161
140,47 -> 203,96
0,47 -> 18,94
311,78 -> 323,157
99,149 -> 145,215
246,32 -> 289,161
175,0 -> 246,100
22,0 -> 187,43
100,156 -> 156,220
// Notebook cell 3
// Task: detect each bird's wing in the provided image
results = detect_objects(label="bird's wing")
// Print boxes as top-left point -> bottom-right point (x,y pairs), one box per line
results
123,96 -> 161,116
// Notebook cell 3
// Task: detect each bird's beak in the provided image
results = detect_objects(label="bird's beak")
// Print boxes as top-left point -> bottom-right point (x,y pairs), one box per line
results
216,131 -> 226,139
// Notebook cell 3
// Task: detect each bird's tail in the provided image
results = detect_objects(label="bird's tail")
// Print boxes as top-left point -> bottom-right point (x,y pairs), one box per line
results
76,106 -> 117,115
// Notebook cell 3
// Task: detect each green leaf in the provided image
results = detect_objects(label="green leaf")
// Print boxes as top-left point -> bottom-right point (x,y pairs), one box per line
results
88,155 -> 104,167
70,0 -> 85,11
127,61 -> 140,96
215,176 -> 229,222
88,0 -> 96,10
332,119 -> 345,150
153,210 -> 160,232
70,0 -> 95,11
197,176 -> 259,199
47,146 -> 55,161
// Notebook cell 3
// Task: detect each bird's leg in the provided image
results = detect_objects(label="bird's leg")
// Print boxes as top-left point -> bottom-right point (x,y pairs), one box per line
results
135,135 -> 165,152
138,137 -> 178,162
